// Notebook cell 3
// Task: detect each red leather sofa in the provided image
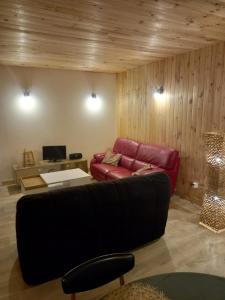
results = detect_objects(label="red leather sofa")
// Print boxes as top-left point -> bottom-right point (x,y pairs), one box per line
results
90,138 -> 180,194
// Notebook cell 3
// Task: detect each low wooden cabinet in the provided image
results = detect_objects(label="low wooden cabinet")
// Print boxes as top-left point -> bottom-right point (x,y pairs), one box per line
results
13,158 -> 88,184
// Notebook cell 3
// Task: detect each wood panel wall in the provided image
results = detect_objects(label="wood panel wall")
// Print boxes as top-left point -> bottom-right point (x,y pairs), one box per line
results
117,42 -> 225,204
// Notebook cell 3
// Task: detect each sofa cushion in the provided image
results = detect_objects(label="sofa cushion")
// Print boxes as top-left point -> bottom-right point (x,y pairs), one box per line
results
91,163 -> 118,175
131,164 -> 152,176
136,144 -> 179,170
113,138 -> 139,158
133,160 -> 164,173
102,151 -> 122,166
107,168 -> 133,180
119,155 -> 135,170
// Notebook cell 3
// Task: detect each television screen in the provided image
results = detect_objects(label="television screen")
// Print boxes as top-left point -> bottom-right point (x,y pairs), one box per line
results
42,145 -> 66,161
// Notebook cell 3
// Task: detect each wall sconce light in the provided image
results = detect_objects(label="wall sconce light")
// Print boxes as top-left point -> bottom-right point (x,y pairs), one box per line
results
91,92 -> 96,99
153,86 -> 164,100
155,86 -> 164,94
18,89 -> 36,112
24,90 -> 30,97
86,92 -> 102,112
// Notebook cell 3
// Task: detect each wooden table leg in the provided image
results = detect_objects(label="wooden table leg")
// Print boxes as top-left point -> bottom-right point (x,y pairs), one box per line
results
120,275 -> 125,286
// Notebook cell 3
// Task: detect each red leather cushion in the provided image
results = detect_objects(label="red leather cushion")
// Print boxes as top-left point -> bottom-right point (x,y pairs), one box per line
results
91,163 -> 118,175
136,144 -> 179,170
107,168 -> 132,180
113,138 -> 139,158
119,155 -> 135,170
140,168 -> 165,176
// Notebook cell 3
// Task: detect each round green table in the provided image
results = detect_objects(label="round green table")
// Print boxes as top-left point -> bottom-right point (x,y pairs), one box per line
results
102,272 -> 225,300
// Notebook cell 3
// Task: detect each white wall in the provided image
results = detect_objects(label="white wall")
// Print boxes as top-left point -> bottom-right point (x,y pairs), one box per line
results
0,66 -> 117,181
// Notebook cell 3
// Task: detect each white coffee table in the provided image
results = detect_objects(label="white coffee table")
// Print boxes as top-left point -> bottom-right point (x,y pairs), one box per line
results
21,168 -> 92,195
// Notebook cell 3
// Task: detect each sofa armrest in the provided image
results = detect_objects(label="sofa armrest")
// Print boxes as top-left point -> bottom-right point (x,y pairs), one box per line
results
93,153 -> 106,163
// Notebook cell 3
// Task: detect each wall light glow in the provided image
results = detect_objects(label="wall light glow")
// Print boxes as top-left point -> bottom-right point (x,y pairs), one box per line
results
153,91 -> 164,101
17,92 -> 37,112
153,86 -> 165,101
85,93 -> 102,112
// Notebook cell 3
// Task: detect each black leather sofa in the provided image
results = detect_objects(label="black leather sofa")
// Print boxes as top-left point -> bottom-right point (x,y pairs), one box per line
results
16,172 -> 170,285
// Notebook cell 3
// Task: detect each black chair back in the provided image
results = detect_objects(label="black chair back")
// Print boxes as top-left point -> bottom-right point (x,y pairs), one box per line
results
62,253 -> 134,294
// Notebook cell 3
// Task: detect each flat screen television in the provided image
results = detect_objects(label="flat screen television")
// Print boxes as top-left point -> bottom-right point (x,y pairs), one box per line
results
42,145 -> 66,162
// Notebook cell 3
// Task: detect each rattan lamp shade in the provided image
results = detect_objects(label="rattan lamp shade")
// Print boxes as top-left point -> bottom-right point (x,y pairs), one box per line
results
200,132 -> 225,233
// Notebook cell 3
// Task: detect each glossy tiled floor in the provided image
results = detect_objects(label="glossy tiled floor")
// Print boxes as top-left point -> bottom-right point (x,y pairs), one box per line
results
0,185 -> 225,300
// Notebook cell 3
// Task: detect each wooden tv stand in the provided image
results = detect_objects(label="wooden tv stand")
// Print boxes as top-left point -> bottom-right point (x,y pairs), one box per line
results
13,158 -> 88,185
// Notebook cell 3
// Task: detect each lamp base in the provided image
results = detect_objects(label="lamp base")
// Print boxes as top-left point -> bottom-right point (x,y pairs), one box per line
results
199,221 -> 225,233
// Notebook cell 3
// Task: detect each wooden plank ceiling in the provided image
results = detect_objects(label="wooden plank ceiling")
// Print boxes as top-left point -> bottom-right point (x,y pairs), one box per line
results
1,0 -> 225,72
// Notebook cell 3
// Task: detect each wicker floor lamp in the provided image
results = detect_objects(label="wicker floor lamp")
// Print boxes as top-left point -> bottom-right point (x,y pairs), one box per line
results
199,132 -> 225,233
